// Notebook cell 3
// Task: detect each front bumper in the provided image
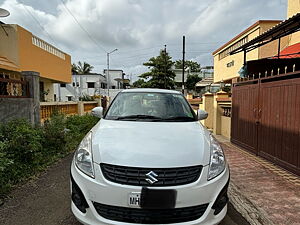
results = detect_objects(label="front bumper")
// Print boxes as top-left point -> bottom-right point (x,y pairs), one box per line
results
70,161 -> 230,225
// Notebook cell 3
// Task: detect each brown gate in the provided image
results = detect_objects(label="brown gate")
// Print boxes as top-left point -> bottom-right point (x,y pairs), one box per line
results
231,74 -> 300,175
231,80 -> 259,154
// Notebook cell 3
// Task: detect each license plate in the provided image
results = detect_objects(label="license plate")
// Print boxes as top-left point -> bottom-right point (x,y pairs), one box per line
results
128,193 -> 141,207
140,188 -> 177,209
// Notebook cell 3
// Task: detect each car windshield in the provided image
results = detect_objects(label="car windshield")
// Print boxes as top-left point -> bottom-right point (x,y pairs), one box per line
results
105,92 -> 197,122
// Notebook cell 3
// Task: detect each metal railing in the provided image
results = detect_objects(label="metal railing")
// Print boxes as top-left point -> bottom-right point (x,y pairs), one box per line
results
222,106 -> 232,117
0,77 -> 29,98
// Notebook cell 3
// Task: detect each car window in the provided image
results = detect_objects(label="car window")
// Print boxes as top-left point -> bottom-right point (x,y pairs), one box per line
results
105,92 -> 196,122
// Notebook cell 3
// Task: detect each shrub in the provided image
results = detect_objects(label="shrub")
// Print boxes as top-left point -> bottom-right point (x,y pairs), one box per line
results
0,141 -> 14,195
0,114 -> 99,197
65,114 -> 99,151
42,113 -> 67,156
79,94 -> 95,101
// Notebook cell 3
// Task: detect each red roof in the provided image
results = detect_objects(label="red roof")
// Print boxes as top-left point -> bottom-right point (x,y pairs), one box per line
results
279,43 -> 300,58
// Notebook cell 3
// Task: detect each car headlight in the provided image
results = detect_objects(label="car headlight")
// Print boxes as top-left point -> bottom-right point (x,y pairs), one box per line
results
75,131 -> 95,178
208,135 -> 226,180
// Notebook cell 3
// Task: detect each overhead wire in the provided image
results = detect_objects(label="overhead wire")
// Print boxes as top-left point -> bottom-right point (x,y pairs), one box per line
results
59,0 -> 107,53
19,0 -> 60,48
19,0 -> 221,72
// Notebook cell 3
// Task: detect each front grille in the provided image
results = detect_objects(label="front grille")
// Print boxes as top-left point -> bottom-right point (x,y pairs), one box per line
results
93,202 -> 208,224
100,163 -> 202,186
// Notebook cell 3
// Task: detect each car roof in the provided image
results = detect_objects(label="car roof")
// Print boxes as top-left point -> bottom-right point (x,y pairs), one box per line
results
120,88 -> 181,94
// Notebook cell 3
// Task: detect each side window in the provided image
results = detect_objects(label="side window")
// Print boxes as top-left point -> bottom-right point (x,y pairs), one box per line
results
87,82 -> 95,88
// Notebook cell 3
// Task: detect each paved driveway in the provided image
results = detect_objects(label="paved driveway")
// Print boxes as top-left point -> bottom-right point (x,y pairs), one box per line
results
0,154 -> 248,225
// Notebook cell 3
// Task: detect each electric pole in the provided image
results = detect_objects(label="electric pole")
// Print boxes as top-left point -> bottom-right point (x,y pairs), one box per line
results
164,44 -> 167,89
106,48 -> 118,97
182,36 -> 185,94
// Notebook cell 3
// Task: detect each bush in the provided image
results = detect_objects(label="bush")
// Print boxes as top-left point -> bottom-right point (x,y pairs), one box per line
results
42,113 -> 67,156
65,115 -> 99,151
0,114 -> 99,196
0,141 -> 14,195
79,94 -> 95,101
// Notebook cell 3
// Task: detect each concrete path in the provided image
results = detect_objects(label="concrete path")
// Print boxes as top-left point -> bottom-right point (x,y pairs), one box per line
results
0,153 -> 249,225
216,135 -> 300,225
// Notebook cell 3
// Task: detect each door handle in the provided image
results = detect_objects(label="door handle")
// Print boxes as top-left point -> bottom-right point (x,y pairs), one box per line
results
258,109 -> 262,119
253,108 -> 257,119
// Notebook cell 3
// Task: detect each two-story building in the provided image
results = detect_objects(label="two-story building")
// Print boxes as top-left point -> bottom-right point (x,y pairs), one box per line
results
54,73 -> 107,101
210,0 -> 300,175
0,23 -> 71,101
103,69 -> 125,89
212,20 -> 289,84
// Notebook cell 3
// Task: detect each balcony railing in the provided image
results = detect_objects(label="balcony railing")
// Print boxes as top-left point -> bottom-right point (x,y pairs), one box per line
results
0,77 -> 29,98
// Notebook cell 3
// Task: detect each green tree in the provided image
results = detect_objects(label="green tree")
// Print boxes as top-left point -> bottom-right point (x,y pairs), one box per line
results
132,78 -> 146,88
72,61 -> 94,74
139,49 -> 176,89
186,74 -> 202,91
174,60 -> 201,72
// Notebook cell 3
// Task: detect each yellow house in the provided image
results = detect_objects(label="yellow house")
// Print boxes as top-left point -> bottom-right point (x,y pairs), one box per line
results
0,24 -> 71,101
213,0 -> 300,84
212,20 -> 289,83
287,0 -> 300,45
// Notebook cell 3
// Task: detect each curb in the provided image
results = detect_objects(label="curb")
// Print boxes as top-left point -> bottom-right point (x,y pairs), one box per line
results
228,182 -> 274,225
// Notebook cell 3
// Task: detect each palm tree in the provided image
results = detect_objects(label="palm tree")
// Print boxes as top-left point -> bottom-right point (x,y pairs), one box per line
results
72,63 -> 78,74
73,61 -> 94,74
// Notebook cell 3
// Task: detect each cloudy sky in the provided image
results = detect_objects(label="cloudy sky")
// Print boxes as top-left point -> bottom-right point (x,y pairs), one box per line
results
0,0 -> 287,81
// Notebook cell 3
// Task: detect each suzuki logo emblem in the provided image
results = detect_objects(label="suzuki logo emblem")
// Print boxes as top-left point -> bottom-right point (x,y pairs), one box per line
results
145,171 -> 158,184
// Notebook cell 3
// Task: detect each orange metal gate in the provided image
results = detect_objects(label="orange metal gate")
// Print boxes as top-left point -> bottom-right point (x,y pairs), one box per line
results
231,74 -> 300,175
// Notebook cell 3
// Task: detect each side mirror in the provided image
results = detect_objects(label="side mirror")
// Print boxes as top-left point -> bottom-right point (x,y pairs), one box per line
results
197,109 -> 208,120
91,107 -> 103,118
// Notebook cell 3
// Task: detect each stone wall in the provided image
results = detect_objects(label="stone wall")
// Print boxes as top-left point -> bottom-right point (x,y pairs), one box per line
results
0,71 -> 40,125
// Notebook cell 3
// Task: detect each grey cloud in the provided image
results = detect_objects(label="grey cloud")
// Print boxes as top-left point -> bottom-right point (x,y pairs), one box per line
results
0,0 -> 287,77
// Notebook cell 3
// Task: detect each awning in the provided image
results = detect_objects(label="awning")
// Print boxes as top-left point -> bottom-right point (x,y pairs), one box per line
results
277,43 -> 300,58
195,77 -> 214,87
0,56 -> 20,72
230,13 -> 300,55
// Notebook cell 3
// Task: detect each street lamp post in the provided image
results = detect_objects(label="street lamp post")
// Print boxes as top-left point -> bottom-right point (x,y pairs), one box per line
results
106,48 -> 118,97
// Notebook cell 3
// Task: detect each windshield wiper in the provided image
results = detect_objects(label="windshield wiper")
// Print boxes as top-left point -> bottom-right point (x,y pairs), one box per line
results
162,116 -> 195,121
114,115 -> 163,121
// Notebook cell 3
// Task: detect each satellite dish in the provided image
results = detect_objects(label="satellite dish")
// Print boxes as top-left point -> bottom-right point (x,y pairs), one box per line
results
0,8 -> 10,18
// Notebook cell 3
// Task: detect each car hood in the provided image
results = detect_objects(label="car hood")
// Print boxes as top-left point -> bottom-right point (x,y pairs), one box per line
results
91,119 -> 211,168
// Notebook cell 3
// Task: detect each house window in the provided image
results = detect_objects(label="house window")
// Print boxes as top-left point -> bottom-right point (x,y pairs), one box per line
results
87,82 -> 95,88
76,82 -> 80,87
101,83 -> 106,88
60,83 -> 66,87
112,85 -> 116,89
72,82 -> 75,87
67,96 -> 72,101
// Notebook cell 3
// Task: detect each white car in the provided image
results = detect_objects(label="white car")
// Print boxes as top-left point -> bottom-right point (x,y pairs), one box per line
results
71,89 -> 229,225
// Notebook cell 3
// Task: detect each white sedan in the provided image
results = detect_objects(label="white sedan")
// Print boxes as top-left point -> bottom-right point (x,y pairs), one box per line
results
71,88 -> 229,225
